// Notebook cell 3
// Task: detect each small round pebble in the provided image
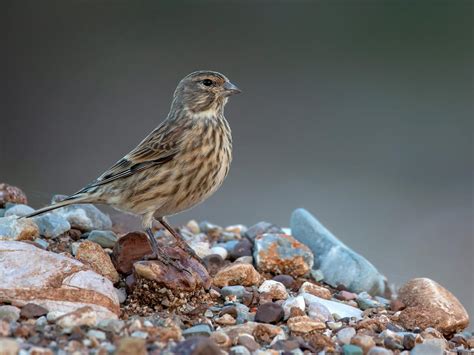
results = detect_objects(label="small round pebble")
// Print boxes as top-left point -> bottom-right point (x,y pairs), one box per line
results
254,302 -> 284,324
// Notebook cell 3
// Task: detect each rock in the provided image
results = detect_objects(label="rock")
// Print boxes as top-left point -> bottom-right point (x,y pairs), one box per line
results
336,290 -> 358,301
0,305 -> 20,321
173,337 -> 221,355
221,286 -> 247,300
290,208 -> 386,295
0,216 -> 39,241
301,293 -> 363,320
221,322 -> 284,342
210,246 -> 228,260
0,241 -> 119,320
397,278 -> 469,335
203,254 -> 225,277
3,204 -> 35,217
237,334 -> 260,352
234,256 -> 253,264
87,329 -> 106,340
199,221 -> 223,238
116,337 -> 147,355
367,347 -> 393,355
182,324 -> 213,338
282,296 -> 306,320
254,302 -> 284,324
230,345 -> 251,355
213,263 -> 261,287
115,287 -> 127,304
186,220 -> 200,234
0,338 -> 19,355
56,306 -> 97,328
33,214 -> 71,238
410,343 -> 444,355
97,319 -> 125,333
0,183 -> 28,206
51,198 -> 112,232
351,334 -> 376,354
287,315 -> 325,333
20,303 -> 48,319
229,239 -> 253,260
215,313 -> 236,326
76,240 -> 119,283
342,344 -> 363,355
244,221 -> 282,241
112,231 -> 152,274
87,230 -> 118,248
133,245 -> 211,292
357,298 -> 381,310
258,280 -> 288,300
272,274 -> 294,289
299,281 -> 331,299
190,241 -> 212,258
337,327 -> 356,345
308,302 -> 333,322
254,233 -> 313,277
225,224 -> 247,236
209,331 -> 232,348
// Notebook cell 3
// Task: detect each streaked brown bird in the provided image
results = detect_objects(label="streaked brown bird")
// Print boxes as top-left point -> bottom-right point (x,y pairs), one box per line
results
24,70 -> 241,271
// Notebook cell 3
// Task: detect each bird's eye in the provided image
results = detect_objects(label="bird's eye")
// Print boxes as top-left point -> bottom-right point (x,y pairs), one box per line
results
202,79 -> 213,86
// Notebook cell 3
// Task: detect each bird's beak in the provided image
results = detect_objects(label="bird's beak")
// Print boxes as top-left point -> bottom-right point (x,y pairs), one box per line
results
223,81 -> 242,96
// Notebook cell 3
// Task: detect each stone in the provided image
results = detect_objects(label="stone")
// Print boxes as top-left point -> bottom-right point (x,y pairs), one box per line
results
209,331 -> 232,348
302,293 -> 363,320
0,305 -> 20,321
254,302 -> 284,324
97,318 -> 125,333
336,290 -> 358,301
397,278 -> 469,335
115,287 -> 127,304
213,263 -> 261,287
33,214 -> 71,238
221,285 -> 246,298
112,231 -> 151,274
351,335 -> 376,354
290,208 -> 386,295
87,329 -> 106,340
299,281 -> 331,299
282,296 -> 305,320
367,347 -> 392,355
215,313 -> 236,325
87,230 -> 118,248
210,246 -> 228,260
337,327 -> 356,345
203,254 -> 225,277
272,274 -> 294,289
287,315 -> 325,333
308,302 -> 333,322
182,324 -> 212,338
357,297 -> 381,310
244,221 -> 282,241
0,241 -> 119,320
173,337 -> 221,355
258,280 -> 288,300
225,224 -> 247,236
20,303 -> 48,319
199,221 -> 223,238
0,216 -> 39,241
51,198 -> 112,232
343,344 -> 363,355
221,322 -> 284,341
133,245 -> 211,292
237,334 -> 260,352
189,241 -> 212,258
0,183 -> 28,206
230,345 -> 251,355
229,238 -> 253,260
254,233 -> 313,277
116,337 -> 147,355
0,338 -> 20,355
76,240 -> 119,283
56,306 -> 97,328
186,220 -> 200,234
234,256 -> 253,264
3,204 -> 35,217
410,343 -> 444,355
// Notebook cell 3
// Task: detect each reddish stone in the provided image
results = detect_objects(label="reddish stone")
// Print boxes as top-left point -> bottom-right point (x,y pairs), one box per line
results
112,232 -> 152,274
0,183 -> 27,207
20,303 -> 48,319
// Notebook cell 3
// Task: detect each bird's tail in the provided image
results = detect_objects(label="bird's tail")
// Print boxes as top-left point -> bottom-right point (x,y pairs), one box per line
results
22,194 -> 90,219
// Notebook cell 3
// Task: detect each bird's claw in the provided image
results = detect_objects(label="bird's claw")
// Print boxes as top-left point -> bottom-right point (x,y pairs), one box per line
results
143,252 -> 193,276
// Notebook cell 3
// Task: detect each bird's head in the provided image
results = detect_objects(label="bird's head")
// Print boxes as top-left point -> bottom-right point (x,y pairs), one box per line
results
172,71 -> 241,115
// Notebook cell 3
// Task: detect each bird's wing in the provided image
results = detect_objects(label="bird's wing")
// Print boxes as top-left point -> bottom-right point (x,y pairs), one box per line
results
77,121 -> 187,192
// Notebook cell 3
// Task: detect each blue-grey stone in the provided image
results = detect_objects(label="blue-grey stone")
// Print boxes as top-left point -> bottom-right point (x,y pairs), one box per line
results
342,344 -> 363,355
230,346 -> 251,355
0,216 -> 38,240
410,343 -> 444,355
51,197 -> 112,232
33,238 -> 49,249
0,209 -> 4,217
290,208 -> 386,295
221,286 -> 247,298
4,204 -> 35,217
356,297 -> 381,310
182,324 -> 212,338
234,303 -> 250,324
301,293 -> 362,320
33,214 -> 71,238
216,240 -> 239,253
87,230 -> 118,248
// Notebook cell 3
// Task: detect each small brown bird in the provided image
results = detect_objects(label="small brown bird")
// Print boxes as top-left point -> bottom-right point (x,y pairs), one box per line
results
24,70 -> 241,271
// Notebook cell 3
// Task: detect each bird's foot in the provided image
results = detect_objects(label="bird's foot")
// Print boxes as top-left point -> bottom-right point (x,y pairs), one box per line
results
143,251 -> 193,276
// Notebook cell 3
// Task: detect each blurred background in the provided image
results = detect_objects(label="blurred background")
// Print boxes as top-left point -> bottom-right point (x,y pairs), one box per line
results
3,1 -> 472,322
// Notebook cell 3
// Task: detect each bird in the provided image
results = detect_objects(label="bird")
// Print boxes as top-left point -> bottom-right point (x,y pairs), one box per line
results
23,70 -> 241,272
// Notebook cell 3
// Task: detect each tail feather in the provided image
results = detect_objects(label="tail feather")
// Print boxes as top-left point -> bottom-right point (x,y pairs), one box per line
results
22,195 -> 89,219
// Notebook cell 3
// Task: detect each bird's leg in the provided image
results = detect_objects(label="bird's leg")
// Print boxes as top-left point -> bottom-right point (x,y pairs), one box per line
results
156,217 -> 205,266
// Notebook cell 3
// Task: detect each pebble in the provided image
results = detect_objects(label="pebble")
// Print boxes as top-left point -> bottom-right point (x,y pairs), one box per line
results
237,334 -> 260,352
97,319 -> 125,333
87,329 -> 106,340
311,269 -> 325,282
230,345 -> 251,355
301,293 -> 363,320
397,278 -> 469,335
410,343 -> 444,355
234,256 -> 253,264
215,313 -> 236,326
0,183 -> 28,206
182,324 -> 212,338
55,307 -> 97,329
342,344 -> 363,355
3,204 -> 35,217
210,331 -> 232,348
299,281 -> 331,299
336,290 -> 358,301
258,280 -> 288,300
254,302 -> 284,324
186,220 -> 200,234
244,221 -> 282,241
114,287 -> 127,304
199,221 -> 223,238
35,316 -> 47,327
225,224 -> 247,236
282,296 -> 305,320
351,334 -> 376,353
116,337 -> 147,355
87,230 -> 118,248
0,305 -> 21,321
210,246 -> 228,260
52,198 -> 112,232
287,315 -> 325,333
33,214 -> 71,238
0,216 -> 39,241
76,240 -> 120,283
221,285 -> 247,298
33,238 -> 49,249
111,231 -> 152,274
173,337 -> 221,355
272,274 -> 294,288
213,263 -> 261,287
229,238 -> 253,260
131,330 -> 148,339
308,302 -> 333,322
367,347 -> 393,355
46,311 -> 66,322
337,327 -> 356,344
254,233 -> 314,277
20,303 -> 48,319
0,338 -> 20,355
189,240 -> 212,258
357,297 -> 381,310
290,208 -> 386,295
